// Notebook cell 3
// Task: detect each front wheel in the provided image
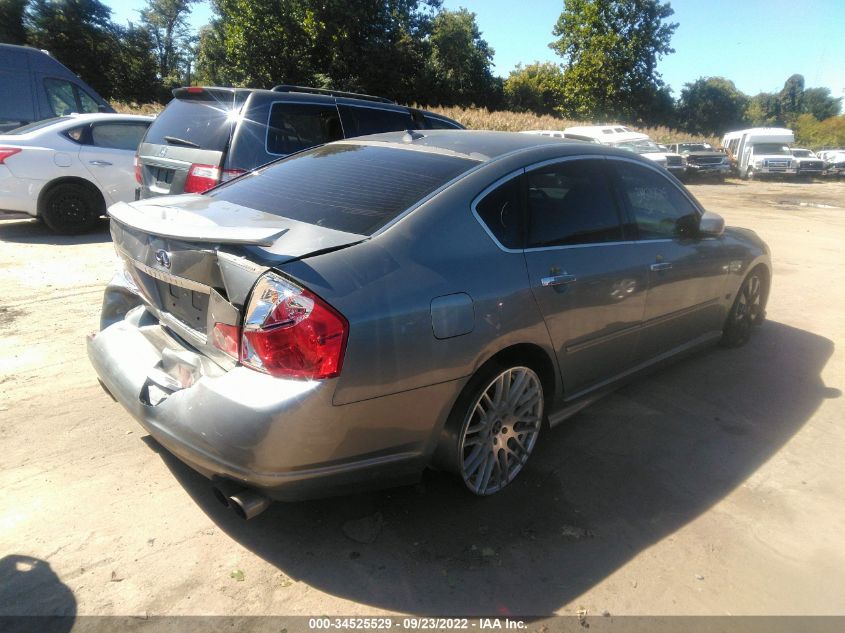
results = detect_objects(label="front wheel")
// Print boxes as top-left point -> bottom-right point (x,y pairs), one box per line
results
722,270 -> 767,347
455,365 -> 544,495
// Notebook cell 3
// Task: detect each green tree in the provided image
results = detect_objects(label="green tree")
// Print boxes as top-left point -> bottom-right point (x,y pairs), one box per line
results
794,112 -> 845,149
0,0 -> 28,44
778,73 -> 804,125
109,23 -> 160,102
550,0 -> 677,121
308,0 -> 440,103
140,0 -> 198,91
746,92 -> 780,126
210,0 -> 317,88
425,8 -> 495,106
802,87 -> 842,121
503,62 -> 565,116
677,77 -> 748,135
26,0 -> 119,98
194,19 -> 228,85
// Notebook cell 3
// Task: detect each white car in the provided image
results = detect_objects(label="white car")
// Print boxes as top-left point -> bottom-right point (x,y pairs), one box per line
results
818,149 -> 845,175
0,113 -> 153,233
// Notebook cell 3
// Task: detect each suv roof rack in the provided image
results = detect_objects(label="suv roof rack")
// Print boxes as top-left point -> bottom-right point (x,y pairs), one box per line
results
271,84 -> 395,104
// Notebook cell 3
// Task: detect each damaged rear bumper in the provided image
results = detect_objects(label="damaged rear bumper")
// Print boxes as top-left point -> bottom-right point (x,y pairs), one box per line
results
87,305 -> 439,501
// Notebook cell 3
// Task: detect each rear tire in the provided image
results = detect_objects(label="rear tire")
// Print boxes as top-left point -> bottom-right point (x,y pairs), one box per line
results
721,269 -> 767,347
445,363 -> 544,496
41,183 -> 103,234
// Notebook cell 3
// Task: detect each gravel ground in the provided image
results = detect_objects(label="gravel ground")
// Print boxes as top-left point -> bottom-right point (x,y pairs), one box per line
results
1,178 -> 844,618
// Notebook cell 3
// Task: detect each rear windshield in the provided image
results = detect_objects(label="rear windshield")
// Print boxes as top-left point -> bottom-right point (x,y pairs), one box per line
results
209,144 -> 479,235
144,97 -> 236,151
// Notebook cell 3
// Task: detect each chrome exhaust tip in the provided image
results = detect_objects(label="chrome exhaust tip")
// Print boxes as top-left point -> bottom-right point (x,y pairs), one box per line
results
211,480 -> 244,508
227,490 -> 271,520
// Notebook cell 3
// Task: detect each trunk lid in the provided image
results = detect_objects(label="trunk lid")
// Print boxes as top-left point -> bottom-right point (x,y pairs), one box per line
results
108,196 -> 364,368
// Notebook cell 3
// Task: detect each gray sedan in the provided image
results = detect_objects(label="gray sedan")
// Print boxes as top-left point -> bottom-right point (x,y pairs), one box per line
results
88,131 -> 771,517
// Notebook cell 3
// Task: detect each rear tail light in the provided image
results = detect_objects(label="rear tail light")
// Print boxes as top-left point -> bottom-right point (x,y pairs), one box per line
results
133,154 -> 141,184
184,164 -> 246,193
0,147 -> 22,164
240,273 -> 348,380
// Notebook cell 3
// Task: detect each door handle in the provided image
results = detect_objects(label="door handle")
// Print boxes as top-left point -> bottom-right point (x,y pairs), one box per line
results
650,262 -> 673,271
541,274 -> 577,287
89,160 -> 112,166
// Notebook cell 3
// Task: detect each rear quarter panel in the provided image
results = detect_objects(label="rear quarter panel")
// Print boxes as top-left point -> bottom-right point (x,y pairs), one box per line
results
278,161 -> 558,407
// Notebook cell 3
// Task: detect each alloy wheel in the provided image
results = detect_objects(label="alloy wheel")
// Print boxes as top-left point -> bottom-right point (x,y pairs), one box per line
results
459,366 -> 543,495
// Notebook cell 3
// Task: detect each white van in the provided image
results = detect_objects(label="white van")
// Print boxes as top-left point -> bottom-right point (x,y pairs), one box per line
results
720,128 -> 797,179
0,44 -> 114,132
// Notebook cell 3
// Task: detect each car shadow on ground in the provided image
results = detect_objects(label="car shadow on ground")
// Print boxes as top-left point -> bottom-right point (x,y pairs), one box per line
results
0,555 -> 76,631
154,320 -> 836,615
0,216 -> 110,245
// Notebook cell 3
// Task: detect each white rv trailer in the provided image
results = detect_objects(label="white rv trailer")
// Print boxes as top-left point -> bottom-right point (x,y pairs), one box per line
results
720,128 -> 797,178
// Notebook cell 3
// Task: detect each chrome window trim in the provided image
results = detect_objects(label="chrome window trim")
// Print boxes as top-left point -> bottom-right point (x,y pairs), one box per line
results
469,169 -> 525,254
471,153 -> 641,254
369,146 -> 548,238
468,153 -> 705,253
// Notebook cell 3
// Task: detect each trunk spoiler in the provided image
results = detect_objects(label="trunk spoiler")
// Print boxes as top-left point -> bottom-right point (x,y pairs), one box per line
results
109,201 -> 287,246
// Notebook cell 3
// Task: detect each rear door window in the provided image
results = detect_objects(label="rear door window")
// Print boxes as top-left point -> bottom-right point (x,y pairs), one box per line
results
266,102 -> 343,155
144,97 -> 236,151
90,122 -> 150,150
526,159 -> 624,247
210,144 -> 478,235
338,105 -> 414,137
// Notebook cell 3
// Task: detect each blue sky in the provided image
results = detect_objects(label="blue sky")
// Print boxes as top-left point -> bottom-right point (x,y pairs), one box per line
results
107,0 -> 845,102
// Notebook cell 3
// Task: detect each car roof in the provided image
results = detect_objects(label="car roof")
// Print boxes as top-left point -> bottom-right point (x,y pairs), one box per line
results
57,113 -> 154,123
336,129 -> 642,163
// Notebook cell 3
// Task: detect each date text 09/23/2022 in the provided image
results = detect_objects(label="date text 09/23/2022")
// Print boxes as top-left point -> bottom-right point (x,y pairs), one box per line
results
307,618 -> 527,630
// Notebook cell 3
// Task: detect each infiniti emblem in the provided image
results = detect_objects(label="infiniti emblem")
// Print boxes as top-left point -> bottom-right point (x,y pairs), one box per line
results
154,249 -> 172,270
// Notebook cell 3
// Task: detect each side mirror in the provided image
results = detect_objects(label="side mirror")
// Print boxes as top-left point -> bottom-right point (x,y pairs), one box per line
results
699,210 -> 725,237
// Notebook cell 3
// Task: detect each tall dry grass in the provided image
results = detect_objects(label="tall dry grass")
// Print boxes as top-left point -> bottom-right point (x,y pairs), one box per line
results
113,100 -> 719,146
426,105 -> 720,146
112,101 -> 165,115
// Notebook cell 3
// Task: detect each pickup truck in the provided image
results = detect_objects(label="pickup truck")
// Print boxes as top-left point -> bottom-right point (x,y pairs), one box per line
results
667,142 -> 731,179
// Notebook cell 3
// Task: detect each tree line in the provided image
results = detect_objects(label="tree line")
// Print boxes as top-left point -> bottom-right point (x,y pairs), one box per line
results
1,0 -> 842,141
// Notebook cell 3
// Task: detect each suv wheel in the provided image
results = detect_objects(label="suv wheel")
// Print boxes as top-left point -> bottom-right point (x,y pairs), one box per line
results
41,183 -> 103,234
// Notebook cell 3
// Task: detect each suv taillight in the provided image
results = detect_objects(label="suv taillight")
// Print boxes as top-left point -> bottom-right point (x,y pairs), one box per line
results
184,163 -> 245,193
0,148 -> 22,164
133,154 -> 141,184
240,273 -> 348,380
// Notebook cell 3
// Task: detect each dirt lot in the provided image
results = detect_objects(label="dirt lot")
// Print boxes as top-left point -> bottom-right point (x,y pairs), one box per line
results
2,178 -> 845,619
